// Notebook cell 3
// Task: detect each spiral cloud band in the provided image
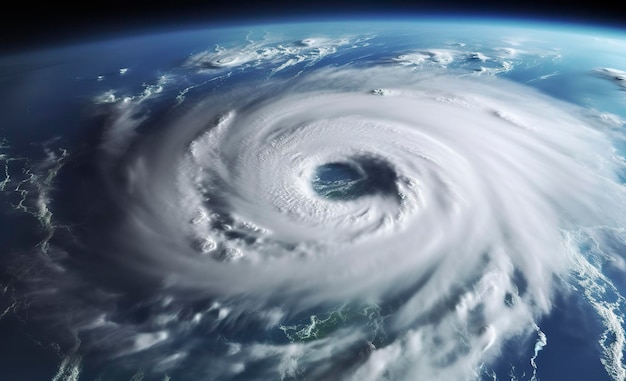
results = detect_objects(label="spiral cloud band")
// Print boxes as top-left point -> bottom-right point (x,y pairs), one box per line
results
3,34 -> 626,380
78,66 -> 624,380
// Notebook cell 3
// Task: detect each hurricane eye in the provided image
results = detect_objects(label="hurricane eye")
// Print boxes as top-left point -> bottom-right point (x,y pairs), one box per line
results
312,162 -> 364,200
311,158 -> 399,201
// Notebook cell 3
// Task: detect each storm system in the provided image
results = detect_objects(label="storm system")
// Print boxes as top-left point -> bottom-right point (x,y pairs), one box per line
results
2,24 -> 626,381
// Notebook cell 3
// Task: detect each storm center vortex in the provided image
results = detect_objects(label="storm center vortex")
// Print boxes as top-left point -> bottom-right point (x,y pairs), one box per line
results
311,158 -> 398,200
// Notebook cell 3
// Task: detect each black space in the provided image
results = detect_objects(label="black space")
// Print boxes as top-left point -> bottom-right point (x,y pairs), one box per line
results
1,0 -> 625,54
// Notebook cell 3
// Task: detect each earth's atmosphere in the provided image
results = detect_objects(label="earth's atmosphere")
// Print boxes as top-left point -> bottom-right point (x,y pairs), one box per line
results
1,19 -> 626,381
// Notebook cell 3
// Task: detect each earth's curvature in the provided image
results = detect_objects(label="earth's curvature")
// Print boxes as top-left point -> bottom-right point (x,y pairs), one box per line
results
1,19 -> 626,381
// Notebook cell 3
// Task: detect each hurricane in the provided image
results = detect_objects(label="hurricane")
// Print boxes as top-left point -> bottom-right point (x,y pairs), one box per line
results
2,22 -> 626,381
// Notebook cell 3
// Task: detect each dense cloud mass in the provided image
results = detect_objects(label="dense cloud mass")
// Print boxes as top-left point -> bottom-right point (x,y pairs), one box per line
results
2,27 -> 626,381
